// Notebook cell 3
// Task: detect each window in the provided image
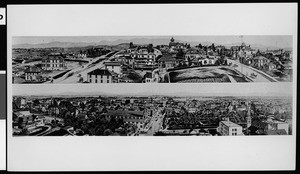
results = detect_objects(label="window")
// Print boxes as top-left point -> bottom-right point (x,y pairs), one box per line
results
95,79 -> 97,83
101,80 -> 103,83
89,79 -> 92,83
107,79 -> 109,83
95,75 -> 97,78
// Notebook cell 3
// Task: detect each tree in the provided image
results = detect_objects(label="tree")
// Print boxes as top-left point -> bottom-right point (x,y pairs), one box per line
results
198,44 -> 203,49
80,102 -> 85,111
211,43 -> 216,52
33,99 -> 40,106
176,49 -> 185,58
147,44 -> 154,53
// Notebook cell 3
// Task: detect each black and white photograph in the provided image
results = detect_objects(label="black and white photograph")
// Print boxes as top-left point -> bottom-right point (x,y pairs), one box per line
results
12,35 -> 293,84
6,3 -> 297,171
12,84 -> 293,136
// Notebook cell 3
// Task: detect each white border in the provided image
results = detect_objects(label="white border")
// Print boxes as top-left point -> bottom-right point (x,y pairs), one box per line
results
7,4 -> 297,171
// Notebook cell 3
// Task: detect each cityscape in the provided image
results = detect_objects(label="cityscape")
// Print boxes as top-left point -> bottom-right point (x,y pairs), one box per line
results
12,36 -> 293,84
12,89 -> 293,136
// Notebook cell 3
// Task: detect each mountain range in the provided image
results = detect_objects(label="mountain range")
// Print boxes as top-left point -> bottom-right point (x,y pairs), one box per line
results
12,38 -> 292,51
16,90 -> 292,98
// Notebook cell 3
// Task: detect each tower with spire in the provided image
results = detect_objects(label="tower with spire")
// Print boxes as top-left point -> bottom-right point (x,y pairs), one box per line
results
170,37 -> 175,43
246,102 -> 252,128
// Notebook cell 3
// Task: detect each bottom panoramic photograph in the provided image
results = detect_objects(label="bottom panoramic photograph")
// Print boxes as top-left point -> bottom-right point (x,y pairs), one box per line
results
11,84 -> 293,136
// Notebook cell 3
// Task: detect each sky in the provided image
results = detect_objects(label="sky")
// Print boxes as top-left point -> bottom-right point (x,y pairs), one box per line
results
12,35 -> 293,48
13,83 -> 293,97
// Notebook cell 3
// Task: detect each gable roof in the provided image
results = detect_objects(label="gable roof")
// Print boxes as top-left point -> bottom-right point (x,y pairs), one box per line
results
87,69 -> 112,76
253,56 -> 269,60
158,54 -> 178,62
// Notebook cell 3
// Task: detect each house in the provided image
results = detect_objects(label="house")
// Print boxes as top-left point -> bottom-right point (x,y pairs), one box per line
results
24,66 -> 42,82
106,110 -> 145,128
251,56 -> 270,68
169,37 -> 185,50
104,61 -> 122,74
87,69 -> 113,83
281,60 -> 293,75
77,53 -> 87,58
14,97 -> 27,109
185,50 -> 202,62
13,111 -> 33,123
268,62 -> 277,71
158,54 -> 180,69
42,54 -> 66,70
199,56 -> 217,66
123,56 -> 134,65
218,120 -> 244,136
251,118 -> 289,135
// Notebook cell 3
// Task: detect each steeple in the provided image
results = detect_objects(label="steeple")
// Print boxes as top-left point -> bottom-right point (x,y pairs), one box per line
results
170,37 -> 175,42
246,104 -> 252,128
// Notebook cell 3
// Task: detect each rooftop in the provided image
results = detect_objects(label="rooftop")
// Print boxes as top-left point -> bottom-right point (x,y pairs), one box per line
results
14,111 -> 32,117
158,54 -> 178,62
87,69 -> 112,76
253,56 -> 269,60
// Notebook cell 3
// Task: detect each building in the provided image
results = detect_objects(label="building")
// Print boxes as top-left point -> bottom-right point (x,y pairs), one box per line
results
169,37 -> 185,50
265,118 -> 289,135
251,118 -> 290,135
268,62 -> 277,71
106,110 -> 145,128
14,97 -> 27,109
251,56 -> 270,68
42,54 -> 66,70
218,120 -> 244,136
104,61 -> 122,74
87,69 -> 113,83
199,56 -> 217,66
158,54 -> 180,69
24,66 -> 42,82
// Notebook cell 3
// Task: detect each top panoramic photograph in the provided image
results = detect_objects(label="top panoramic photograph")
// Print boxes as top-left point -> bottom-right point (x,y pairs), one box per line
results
11,36 -> 293,84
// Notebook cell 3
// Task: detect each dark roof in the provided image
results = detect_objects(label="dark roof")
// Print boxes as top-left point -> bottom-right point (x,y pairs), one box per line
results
87,69 -> 112,76
253,56 -> 268,60
24,66 -> 42,73
158,54 -> 178,62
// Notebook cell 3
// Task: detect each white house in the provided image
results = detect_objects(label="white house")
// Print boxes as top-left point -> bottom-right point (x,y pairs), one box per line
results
87,69 -> 113,83
104,61 -> 122,74
218,120 -> 244,136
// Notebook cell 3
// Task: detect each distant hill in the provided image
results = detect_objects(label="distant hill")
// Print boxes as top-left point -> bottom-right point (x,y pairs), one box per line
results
12,38 -> 292,51
15,90 -> 291,98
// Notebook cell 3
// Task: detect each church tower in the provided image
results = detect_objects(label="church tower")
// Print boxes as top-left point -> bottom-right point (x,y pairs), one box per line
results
170,37 -> 175,43
246,103 -> 252,128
